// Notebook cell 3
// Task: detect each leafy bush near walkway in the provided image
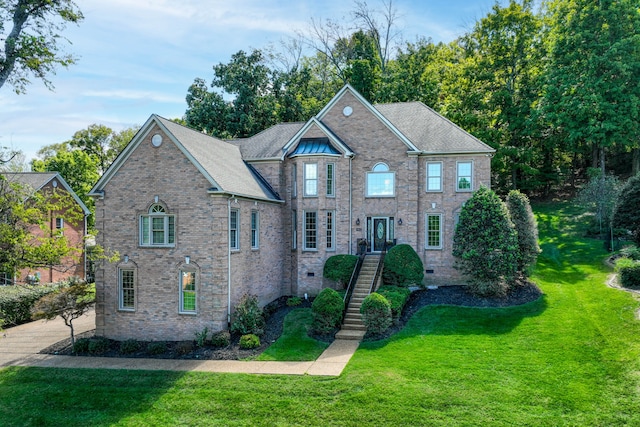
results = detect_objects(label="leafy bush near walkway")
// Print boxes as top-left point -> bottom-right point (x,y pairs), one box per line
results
0,282 -> 69,327
311,288 -> 344,333
323,254 -> 358,287
382,244 -> 424,287
376,285 -> 411,319
360,292 -> 392,334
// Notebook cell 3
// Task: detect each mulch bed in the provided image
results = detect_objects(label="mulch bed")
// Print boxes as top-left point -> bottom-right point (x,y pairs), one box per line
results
41,283 -> 542,360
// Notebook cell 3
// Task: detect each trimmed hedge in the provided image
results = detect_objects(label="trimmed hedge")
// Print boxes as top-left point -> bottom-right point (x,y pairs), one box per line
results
239,334 -> 260,349
382,244 -> 424,287
311,288 -> 344,333
0,282 -> 66,327
376,286 -> 411,319
360,292 -> 392,334
323,255 -> 358,287
619,263 -> 640,289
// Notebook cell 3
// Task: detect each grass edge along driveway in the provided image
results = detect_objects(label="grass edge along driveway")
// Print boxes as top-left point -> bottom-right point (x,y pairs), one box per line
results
1,201 -> 639,426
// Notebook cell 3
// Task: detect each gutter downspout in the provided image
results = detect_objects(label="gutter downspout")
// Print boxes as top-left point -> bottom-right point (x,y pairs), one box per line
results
227,197 -> 232,328
348,154 -> 353,255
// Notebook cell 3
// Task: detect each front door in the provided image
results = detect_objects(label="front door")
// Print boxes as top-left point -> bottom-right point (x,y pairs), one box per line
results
371,217 -> 388,252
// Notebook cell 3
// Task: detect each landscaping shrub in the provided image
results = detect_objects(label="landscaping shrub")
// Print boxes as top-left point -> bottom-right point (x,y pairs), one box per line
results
323,254 -> 358,287
620,245 -> 640,261
453,186 -> 518,296
360,293 -> 392,334
88,337 -> 110,355
311,288 -> 344,333
286,296 -> 302,306
194,327 -> 209,347
73,337 -> 90,354
0,282 -> 65,326
506,190 -> 541,276
147,341 -> 167,355
231,294 -> 265,336
376,285 -> 411,319
613,174 -> 640,245
382,244 -> 424,287
174,341 -> 194,355
210,330 -> 231,348
619,263 -> 640,289
119,339 -> 141,355
239,334 -> 260,349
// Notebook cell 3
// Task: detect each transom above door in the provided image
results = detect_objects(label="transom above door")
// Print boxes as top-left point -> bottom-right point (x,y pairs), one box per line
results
366,216 -> 395,252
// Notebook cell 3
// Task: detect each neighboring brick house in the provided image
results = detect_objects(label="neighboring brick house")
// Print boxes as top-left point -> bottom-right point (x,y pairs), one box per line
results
2,172 -> 90,285
89,85 -> 494,341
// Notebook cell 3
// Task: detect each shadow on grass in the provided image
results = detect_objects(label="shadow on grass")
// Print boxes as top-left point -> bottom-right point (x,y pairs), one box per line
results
0,367 -> 184,426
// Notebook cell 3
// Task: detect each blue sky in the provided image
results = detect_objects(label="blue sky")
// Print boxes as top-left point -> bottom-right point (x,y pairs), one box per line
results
1,0 -> 508,163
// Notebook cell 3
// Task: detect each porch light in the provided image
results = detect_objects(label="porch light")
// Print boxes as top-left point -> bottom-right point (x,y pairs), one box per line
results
398,218 -> 403,225
356,218 -> 360,226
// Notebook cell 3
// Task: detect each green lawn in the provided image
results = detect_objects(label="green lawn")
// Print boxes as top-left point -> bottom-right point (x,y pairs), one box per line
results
1,201 -> 639,426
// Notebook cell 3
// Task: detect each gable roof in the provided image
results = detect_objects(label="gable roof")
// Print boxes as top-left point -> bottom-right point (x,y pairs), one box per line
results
375,102 -> 495,154
231,123 -> 305,160
3,172 -> 91,215
90,115 -> 281,203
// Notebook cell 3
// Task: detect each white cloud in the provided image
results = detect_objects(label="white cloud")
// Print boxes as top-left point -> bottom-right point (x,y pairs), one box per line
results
82,89 -> 182,104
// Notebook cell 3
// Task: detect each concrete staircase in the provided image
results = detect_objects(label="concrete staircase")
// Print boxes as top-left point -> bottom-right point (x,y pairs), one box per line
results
335,255 -> 381,341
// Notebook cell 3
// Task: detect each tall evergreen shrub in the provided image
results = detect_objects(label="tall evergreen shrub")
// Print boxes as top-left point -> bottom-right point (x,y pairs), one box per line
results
382,244 -> 424,287
506,190 -> 541,277
613,174 -> 640,245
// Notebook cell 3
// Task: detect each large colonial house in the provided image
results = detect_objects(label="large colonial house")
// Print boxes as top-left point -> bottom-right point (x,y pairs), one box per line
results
89,85 -> 494,341
2,172 -> 90,285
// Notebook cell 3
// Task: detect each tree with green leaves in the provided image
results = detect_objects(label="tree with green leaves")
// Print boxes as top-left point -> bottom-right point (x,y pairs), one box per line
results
613,174 -> 640,246
577,168 -> 621,237
453,186 -> 519,296
506,189 -> 540,276
0,0 -> 83,93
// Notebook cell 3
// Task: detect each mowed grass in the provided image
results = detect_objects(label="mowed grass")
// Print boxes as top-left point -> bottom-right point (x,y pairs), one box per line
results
1,201 -> 640,426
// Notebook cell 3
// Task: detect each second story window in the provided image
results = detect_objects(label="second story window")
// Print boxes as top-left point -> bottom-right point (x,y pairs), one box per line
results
251,211 -> 259,249
366,163 -> 395,197
457,162 -> 473,191
427,162 -> 442,192
304,163 -> 318,196
140,204 -> 175,246
326,163 -> 335,197
230,209 -> 239,250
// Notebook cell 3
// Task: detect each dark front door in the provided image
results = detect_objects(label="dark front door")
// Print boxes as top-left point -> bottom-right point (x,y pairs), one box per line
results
373,217 -> 387,252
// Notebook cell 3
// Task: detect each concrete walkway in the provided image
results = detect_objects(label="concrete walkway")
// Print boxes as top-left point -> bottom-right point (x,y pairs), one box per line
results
0,310 -> 359,376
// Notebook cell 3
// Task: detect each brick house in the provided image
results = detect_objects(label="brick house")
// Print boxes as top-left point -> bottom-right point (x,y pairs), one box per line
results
2,172 -> 90,285
89,85 -> 494,341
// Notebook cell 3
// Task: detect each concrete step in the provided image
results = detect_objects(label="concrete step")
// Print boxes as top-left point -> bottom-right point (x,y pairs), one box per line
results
344,313 -> 361,321
341,324 -> 366,332
335,329 -> 366,340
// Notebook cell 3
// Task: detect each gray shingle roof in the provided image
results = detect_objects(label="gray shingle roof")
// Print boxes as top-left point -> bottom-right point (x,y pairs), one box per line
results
231,122 -> 305,159
3,172 -> 58,191
155,116 -> 281,202
375,102 -> 495,154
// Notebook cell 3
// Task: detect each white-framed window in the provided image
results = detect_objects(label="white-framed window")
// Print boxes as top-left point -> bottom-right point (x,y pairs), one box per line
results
292,164 -> 297,198
55,217 -> 64,236
304,211 -> 317,250
457,161 -> 473,191
292,210 -> 297,249
230,209 -> 239,250
140,204 -> 175,246
426,162 -> 443,192
118,268 -> 135,311
366,162 -> 395,197
426,214 -> 443,249
304,163 -> 318,196
326,210 -> 335,250
179,269 -> 197,314
251,210 -> 259,249
326,163 -> 335,197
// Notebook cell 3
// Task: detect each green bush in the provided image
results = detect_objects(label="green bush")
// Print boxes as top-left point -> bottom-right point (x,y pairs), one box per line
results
174,341 -> 194,355
506,190 -> 541,276
619,263 -> 640,289
360,293 -> 392,334
73,337 -> 90,354
0,282 -> 65,326
613,174 -> 640,245
239,334 -> 261,349
231,294 -> 265,336
311,288 -> 344,333
382,244 -> 424,287
119,339 -> 141,355
194,327 -> 209,347
453,186 -> 519,296
323,255 -> 358,287
620,245 -> 640,261
615,257 -> 637,271
147,341 -> 167,355
286,296 -> 302,306
376,286 -> 411,319
210,330 -> 231,347
88,337 -> 111,355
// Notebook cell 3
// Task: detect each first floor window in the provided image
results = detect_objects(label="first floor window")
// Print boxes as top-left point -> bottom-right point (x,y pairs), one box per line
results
326,210 -> 335,250
304,211 -> 317,250
119,269 -> 135,310
230,209 -> 239,250
426,214 -> 443,249
427,162 -> 442,192
457,162 -> 473,191
180,270 -> 196,313
251,211 -> 259,249
292,210 -> 297,249
140,204 -> 175,246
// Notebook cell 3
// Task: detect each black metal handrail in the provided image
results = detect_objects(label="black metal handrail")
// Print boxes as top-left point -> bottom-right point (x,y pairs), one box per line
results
343,252 -> 365,309
369,244 -> 387,294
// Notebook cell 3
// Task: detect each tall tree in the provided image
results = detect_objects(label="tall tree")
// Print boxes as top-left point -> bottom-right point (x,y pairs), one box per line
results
0,0 -> 83,93
543,0 -> 640,176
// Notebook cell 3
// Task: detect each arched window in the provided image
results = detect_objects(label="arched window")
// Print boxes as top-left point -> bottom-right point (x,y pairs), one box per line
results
140,204 -> 175,246
366,163 -> 395,197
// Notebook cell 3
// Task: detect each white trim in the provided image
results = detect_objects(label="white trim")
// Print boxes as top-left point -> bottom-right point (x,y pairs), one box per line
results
251,210 -> 259,250
456,161 -> 474,192
280,117 -> 354,160
326,162 -> 336,197
118,267 -> 136,311
426,161 -> 443,192
303,162 -> 318,197
366,163 -> 395,197
229,208 -> 240,251
303,210 -> 318,251
425,213 -> 443,250
326,210 -> 336,251
178,268 -> 197,314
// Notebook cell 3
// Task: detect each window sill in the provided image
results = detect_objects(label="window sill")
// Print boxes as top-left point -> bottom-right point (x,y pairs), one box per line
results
179,311 -> 197,316
139,244 -> 175,248
425,247 -> 443,251
118,308 -> 135,312
365,195 -> 396,198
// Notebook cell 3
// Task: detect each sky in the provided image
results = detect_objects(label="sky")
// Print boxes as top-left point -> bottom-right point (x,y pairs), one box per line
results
1,0 -> 509,164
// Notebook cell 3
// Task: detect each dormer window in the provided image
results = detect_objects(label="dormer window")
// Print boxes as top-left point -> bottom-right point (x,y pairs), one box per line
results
140,204 -> 175,246
366,162 -> 395,197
